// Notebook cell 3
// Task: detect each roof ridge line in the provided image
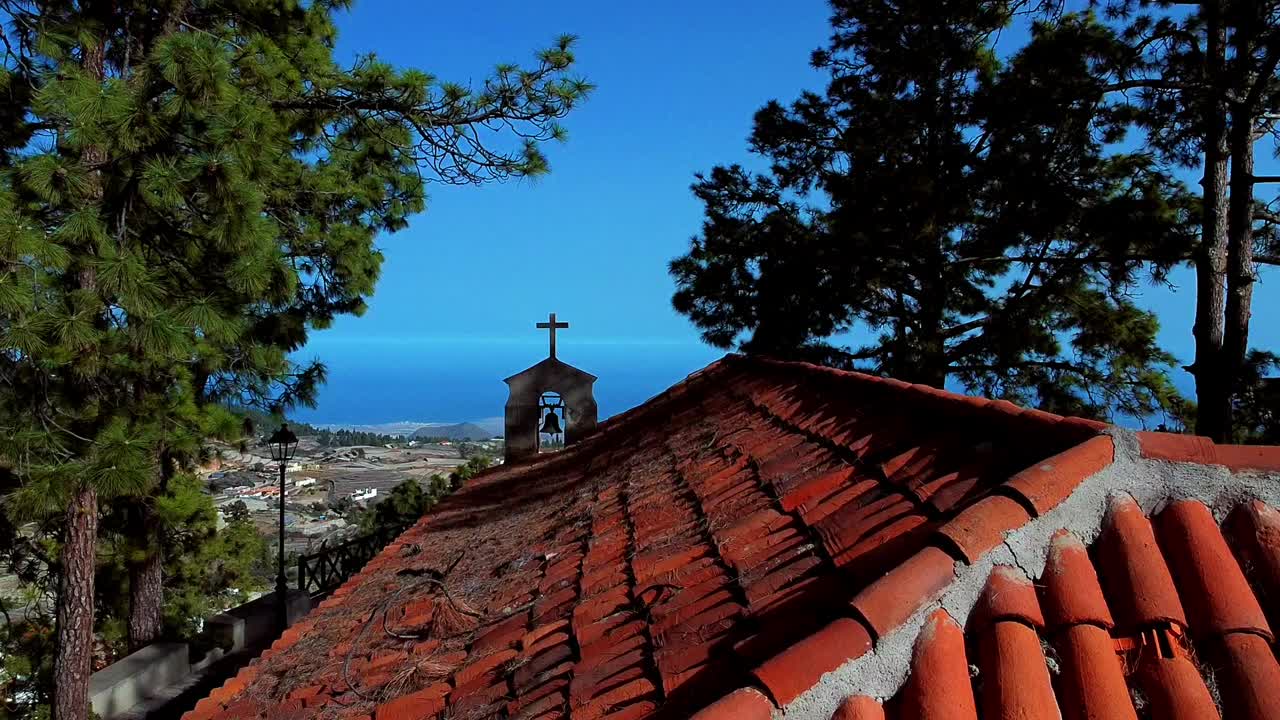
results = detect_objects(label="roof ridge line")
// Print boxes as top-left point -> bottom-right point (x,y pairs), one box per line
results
736,355 -> 1109,442
574,354 -> 736,443
1137,430 -> 1280,472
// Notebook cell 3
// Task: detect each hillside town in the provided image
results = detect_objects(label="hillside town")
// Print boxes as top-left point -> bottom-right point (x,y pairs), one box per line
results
203,434 -> 504,557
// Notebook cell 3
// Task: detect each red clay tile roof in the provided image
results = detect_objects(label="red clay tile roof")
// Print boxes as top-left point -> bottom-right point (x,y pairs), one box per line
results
184,354 -> 1119,720
825,495 -> 1280,720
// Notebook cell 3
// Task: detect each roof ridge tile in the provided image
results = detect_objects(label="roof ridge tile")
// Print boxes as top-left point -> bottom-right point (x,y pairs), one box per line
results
1005,435 -> 1115,516
744,356 -> 1108,440
751,617 -> 874,707
1137,430 -> 1280,472
849,545 -> 958,641
687,687 -> 774,720
934,495 -> 1032,565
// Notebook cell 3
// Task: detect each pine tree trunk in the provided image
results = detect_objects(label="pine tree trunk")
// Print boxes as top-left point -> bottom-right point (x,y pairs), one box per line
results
53,487 -> 98,720
916,347 -> 949,389
1218,5 -> 1259,443
1222,131 -> 1256,435
1193,0 -> 1231,442
128,448 -> 174,650
127,515 -> 164,650
54,27 -> 107,720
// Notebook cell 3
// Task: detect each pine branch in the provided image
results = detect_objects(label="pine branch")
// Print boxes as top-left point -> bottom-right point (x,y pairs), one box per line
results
951,253 -> 1162,265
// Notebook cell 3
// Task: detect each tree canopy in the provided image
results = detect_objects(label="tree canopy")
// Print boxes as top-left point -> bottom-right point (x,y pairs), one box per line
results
671,0 -> 1194,421
1,1 -> 587,716
1085,0 -> 1280,440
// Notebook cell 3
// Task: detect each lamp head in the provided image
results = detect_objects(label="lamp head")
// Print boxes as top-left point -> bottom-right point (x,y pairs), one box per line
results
268,424 -> 299,462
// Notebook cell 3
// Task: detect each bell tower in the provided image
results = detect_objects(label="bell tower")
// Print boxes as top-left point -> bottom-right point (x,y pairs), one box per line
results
503,313 -> 598,463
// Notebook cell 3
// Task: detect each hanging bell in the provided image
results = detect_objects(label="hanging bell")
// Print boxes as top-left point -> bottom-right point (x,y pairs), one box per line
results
539,409 -> 563,435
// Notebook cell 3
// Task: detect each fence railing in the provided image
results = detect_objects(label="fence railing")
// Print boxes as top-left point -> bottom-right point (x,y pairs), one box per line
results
296,523 -> 408,597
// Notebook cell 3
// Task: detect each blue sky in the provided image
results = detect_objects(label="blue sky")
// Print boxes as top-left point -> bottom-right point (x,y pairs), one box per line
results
293,1 -> 1276,426
295,0 -> 832,423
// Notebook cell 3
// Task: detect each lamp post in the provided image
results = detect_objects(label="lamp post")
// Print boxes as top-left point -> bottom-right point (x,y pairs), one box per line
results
268,424 -> 298,630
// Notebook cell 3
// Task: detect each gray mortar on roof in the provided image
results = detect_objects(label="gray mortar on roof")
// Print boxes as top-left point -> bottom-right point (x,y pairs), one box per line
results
775,428 -> 1280,720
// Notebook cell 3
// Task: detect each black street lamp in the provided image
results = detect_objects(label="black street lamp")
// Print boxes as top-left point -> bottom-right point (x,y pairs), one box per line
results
268,424 -> 299,629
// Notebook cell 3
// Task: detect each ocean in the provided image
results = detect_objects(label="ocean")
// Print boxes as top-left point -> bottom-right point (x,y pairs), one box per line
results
287,338 -> 725,428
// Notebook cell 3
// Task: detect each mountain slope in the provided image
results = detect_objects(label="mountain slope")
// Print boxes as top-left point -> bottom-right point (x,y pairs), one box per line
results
411,422 -> 494,441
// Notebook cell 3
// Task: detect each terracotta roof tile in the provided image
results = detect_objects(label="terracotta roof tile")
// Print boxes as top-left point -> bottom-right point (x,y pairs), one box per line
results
972,565 -> 1044,629
776,466 -> 857,512
1138,430 -> 1280,472
831,696 -> 885,720
1223,500 -> 1280,628
1136,431 -> 1219,464
899,610 -> 978,720
1005,435 -> 1114,515
1211,632 -> 1280,720
830,509 -> 931,572
372,683 -> 448,720
752,617 -> 873,706
598,701 -> 658,720
976,597 -> 1061,720
935,495 -> 1032,564
1155,500 -> 1272,640
1051,623 -> 1137,720
1096,495 -> 1187,630
509,683 -> 567,718
921,458 -> 1000,508
182,355 -> 1119,720
850,545 -> 958,640
688,687 -> 773,720
1133,655 -> 1220,720
1211,443 -> 1280,471
977,622 -> 1059,720
1040,530 -> 1114,630
824,497 -> 1280,720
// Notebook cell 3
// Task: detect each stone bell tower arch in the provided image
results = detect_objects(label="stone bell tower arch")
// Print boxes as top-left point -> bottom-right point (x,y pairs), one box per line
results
503,314 -> 598,462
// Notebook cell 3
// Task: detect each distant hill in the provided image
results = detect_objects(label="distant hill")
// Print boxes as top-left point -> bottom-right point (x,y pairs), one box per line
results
307,418 -> 504,438
411,422 -> 495,441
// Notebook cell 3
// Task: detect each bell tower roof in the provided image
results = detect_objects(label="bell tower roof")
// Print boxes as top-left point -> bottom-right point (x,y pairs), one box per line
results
503,356 -> 597,384
502,313 -> 599,462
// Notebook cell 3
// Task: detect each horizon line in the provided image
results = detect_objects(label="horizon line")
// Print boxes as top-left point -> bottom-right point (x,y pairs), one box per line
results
303,335 -> 716,347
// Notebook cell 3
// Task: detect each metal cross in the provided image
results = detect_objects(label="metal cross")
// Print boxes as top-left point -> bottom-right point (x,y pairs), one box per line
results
536,312 -> 569,359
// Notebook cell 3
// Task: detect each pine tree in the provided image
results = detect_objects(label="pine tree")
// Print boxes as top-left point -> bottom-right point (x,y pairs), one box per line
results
671,0 -> 1188,419
99,473 -> 272,645
1096,0 -> 1280,440
0,2 -> 589,717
